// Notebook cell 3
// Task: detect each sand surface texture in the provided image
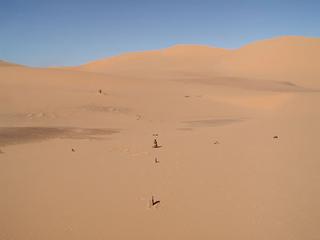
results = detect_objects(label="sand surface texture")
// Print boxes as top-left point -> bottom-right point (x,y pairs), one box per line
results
1,36 -> 320,240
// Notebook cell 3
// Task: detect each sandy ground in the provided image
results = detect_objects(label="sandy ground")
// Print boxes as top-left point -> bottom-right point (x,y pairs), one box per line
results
1,36 -> 320,240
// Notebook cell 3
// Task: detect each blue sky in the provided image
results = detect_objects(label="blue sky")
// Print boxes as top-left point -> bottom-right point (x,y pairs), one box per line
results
0,0 -> 319,67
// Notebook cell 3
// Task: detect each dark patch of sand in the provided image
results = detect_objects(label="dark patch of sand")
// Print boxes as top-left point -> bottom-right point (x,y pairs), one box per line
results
0,127 -> 119,146
82,105 -> 129,114
183,118 -> 243,127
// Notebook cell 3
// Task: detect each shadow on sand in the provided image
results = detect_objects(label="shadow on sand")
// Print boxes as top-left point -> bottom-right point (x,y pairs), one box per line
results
182,118 -> 244,128
0,127 -> 120,146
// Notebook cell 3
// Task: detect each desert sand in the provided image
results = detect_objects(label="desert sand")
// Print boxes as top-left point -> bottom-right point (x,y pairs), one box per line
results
1,36 -> 320,240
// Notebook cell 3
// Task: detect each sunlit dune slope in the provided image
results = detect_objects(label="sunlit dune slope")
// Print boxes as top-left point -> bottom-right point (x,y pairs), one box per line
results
72,36 -> 320,88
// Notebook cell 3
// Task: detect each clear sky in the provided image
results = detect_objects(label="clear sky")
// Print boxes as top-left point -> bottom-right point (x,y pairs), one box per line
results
1,0 -> 319,67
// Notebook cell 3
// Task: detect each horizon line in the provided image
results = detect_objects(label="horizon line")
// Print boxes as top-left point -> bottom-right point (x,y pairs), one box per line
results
1,35 -> 319,68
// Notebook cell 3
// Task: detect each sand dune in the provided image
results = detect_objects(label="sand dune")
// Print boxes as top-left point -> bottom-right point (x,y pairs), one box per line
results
1,36 -> 320,240
217,36 -> 320,88
70,45 -> 228,79
0,60 -> 24,68
73,36 -> 320,88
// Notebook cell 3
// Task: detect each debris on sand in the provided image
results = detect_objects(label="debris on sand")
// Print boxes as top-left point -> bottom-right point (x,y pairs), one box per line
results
151,196 -> 160,207
153,139 -> 159,148
71,148 -> 75,152
273,135 -> 279,139
98,89 -> 102,94
155,157 -> 159,163
214,140 -> 220,144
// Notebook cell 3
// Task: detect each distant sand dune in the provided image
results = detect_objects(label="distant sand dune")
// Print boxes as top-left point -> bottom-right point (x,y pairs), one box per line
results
68,36 -> 320,88
0,60 -> 24,68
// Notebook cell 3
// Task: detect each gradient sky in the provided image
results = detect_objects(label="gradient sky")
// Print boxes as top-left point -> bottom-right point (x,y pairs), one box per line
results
1,0 -> 320,67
